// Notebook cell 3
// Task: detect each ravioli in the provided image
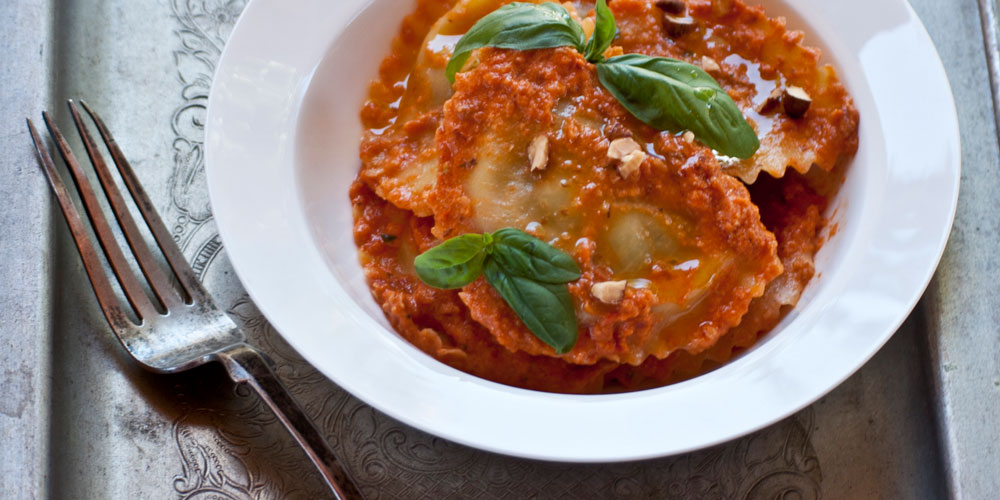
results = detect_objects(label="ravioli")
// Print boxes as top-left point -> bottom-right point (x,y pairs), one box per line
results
357,0 -> 461,216
359,0 -> 547,216
430,47 -> 782,365
617,172 -> 828,386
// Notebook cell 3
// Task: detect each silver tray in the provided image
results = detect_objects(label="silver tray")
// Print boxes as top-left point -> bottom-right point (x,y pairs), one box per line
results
2,0 -> 997,497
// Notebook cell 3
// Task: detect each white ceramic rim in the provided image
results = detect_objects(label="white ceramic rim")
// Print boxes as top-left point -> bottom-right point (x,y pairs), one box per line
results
205,0 -> 960,461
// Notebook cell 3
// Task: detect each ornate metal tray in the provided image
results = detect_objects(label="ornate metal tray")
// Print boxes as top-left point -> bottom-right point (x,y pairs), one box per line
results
1,0 -> 997,497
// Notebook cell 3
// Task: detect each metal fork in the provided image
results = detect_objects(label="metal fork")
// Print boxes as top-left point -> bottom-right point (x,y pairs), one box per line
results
27,100 -> 364,500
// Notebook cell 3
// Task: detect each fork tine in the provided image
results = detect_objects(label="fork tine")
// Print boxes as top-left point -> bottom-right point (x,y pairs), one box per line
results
41,111 -> 159,321
67,100 -> 184,310
79,100 -> 205,304
27,118 -> 137,331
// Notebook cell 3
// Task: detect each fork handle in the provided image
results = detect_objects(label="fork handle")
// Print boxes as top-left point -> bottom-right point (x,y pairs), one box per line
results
215,344 -> 365,500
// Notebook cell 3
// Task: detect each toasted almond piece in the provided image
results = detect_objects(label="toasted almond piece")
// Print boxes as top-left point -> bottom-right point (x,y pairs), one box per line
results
618,150 -> 646,178
607,137 -> 641,160
757,86 -> 784,115
682,130 -> 695,143
700,55 -> 721,73
591,280 -> 627,304
663,14 -> 696,38
528,135 -> 550,171
782,86 -> 812,118
655,0 -> 687,15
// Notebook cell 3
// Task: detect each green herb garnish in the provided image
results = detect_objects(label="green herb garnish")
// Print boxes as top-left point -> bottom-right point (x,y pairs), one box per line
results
596,54 -> 759,158
445,0 -> 759,158
414,228 -> 580,353
583,0 -> 617,63
483,259 -> 578,353
446,2 -> 587,83
413,233 -> 491,289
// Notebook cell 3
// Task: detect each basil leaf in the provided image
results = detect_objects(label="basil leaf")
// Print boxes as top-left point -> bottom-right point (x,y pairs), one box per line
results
484,260 -> 578,354
583,0 -> 617,63
413,233 -> 490,289
446,2 -> 586,82
596,54 -> 760,158
491,228 -> 581,283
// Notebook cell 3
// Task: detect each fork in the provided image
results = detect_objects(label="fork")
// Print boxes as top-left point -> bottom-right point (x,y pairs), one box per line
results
27,100 -> 364,500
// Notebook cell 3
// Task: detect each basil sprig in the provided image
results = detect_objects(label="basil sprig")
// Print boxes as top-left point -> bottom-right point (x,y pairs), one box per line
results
414,228 -> 581,353
483,259 -> 578,353
583,0 -> 617,63
413,233 -> 492,289
446,0 -> 759,158
597,54 -> 759,158
446,2 -> 586,83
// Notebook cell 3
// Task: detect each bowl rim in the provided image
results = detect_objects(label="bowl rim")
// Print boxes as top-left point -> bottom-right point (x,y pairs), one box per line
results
205,0 -> 960,461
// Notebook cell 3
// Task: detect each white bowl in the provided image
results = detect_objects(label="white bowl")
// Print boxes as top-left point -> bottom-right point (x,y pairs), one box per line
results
205,0 -> 960,461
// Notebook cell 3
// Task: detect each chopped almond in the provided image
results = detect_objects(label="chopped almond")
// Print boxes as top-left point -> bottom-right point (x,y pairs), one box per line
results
663,14 -> 696,38
591,280 -> 627,304
757,86 -> 784,115
700,55 -> 721,73
655,0 -> 687,15
528,135 -> 550,171
682,130 -> 695,143
607,137 -> 641,160
618,150 -> 646,178
607,138 -> 646,178
782,86 -> 812,118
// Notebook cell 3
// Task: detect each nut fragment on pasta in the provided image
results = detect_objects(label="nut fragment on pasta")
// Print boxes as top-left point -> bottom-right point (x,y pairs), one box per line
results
618,151 -> 646,178
592,280 -> 627,304
529,135 -> 550,171
655,0 -> 687,15
700,55 -> 721,73
607,137 -> 642,160
607,138 -> 646,178
663,14 -> 696,37
782,86 -> 812,118
758,87 -> 784,115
